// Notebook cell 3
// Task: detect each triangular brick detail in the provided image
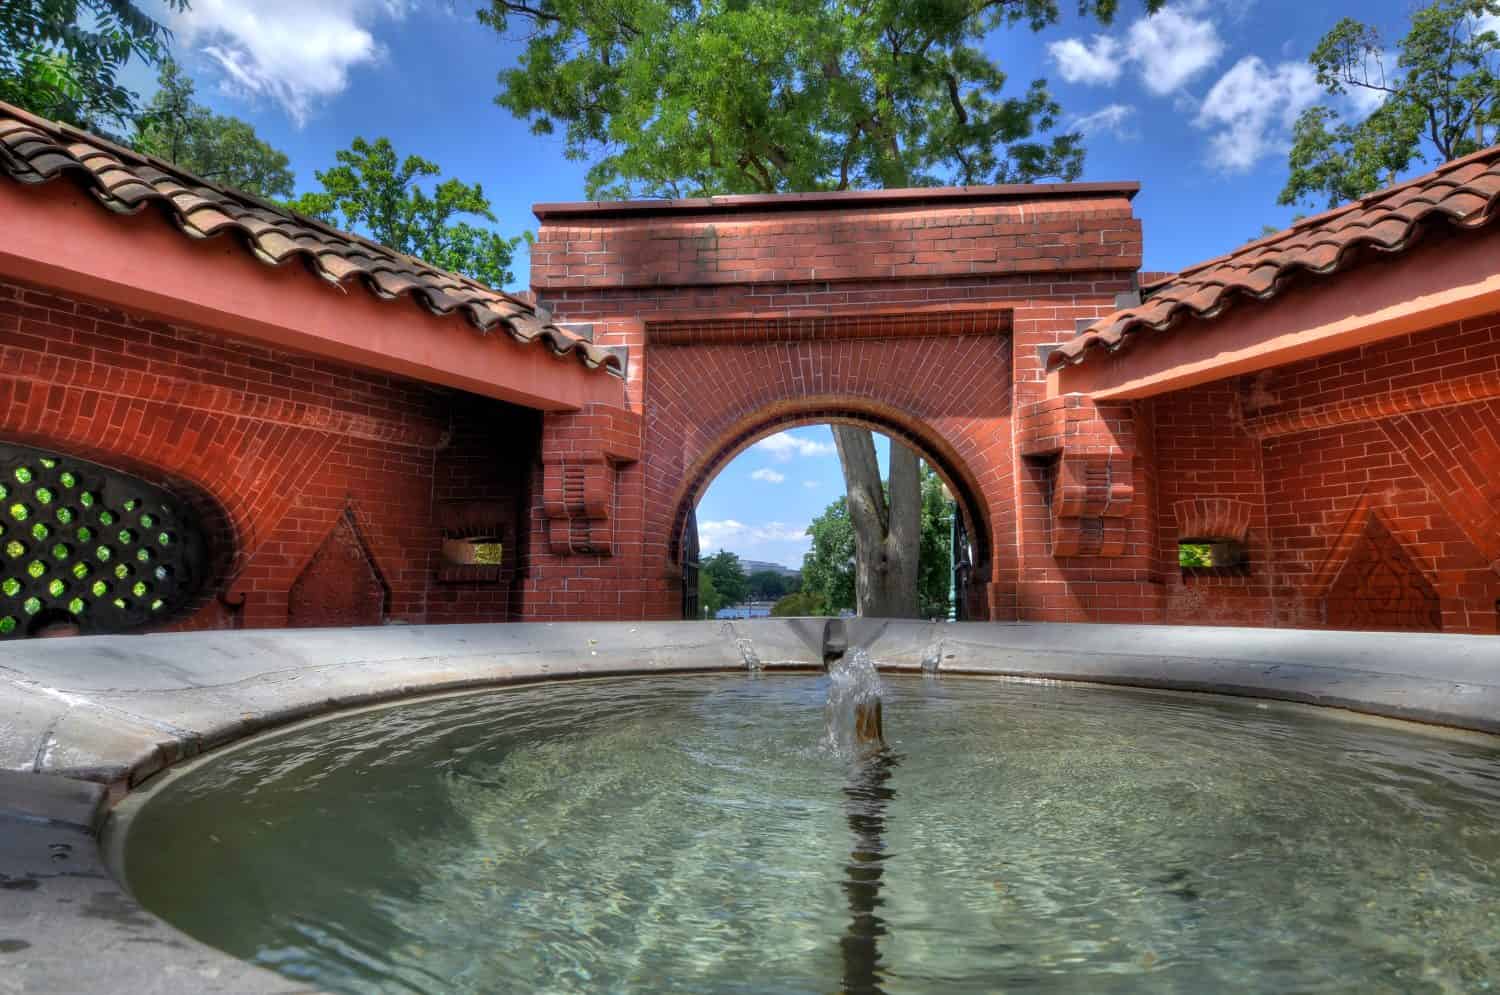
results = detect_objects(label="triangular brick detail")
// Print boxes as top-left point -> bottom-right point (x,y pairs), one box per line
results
1324,513 -> 1441,631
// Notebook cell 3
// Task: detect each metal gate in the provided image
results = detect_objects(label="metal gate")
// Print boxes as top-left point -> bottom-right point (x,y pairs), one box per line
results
951,505 -> 972,621
681,506 -> 701,619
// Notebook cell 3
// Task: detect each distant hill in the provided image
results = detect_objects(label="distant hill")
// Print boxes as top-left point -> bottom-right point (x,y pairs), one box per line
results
741,559 -> 800,579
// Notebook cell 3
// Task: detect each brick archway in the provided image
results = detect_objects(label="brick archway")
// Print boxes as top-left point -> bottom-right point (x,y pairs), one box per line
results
639,316 -> 1016,619
664,404 -> 996,614
524,183 -> 1145,622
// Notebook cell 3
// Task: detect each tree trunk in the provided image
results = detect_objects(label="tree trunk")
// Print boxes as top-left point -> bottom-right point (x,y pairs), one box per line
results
832,425 -> 921,618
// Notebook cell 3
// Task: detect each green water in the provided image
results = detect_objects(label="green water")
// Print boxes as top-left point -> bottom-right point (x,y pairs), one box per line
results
122,674 -> 1500,994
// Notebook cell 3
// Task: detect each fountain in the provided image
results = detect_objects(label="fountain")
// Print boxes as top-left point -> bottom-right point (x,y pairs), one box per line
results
97,624 -> 1500,994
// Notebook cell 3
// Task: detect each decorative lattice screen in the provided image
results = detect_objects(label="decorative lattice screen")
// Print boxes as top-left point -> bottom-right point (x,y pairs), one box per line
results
0,443 -> 207,639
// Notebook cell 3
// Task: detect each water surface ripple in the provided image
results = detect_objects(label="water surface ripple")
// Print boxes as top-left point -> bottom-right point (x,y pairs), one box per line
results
123,674 -> 1500,993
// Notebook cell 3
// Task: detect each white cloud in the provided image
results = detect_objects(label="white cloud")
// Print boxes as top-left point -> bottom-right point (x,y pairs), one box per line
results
755,431 -> 837,462
170,0 -> 411,125
1047,3 -> 1222,96
697,519 -> 810,555
1195,56 -> 1320,172
750,468 -> 785,484
803,480 -> 821,489
1345,84 -> 1389,120
1127,4 -> 1225,95
1071,103 -> 1138,140
1048,36 -> 1123,86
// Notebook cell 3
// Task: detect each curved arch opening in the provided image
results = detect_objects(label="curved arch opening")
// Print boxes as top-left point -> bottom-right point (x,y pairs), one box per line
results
672,402 -> 992,621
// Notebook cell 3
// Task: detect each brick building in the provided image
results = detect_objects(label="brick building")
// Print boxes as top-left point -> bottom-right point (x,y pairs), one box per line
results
2,98 -> 1497,637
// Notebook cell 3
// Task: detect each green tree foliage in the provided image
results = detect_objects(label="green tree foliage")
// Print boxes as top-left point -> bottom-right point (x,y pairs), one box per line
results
1,0 -> 186,128
802,494 -> 857,613
480,0 -> 1158,200
747,569 -> 791,601
701,549 -> 750,607
287,137 -> 526,287
698,569 -> 724,619
132,59 -> 294,199
1281,0 -> 1500,208
801,463 -> 954,617
917,466 -> 955,619
1178,542 -> 1211,567
771,590 -> 832,617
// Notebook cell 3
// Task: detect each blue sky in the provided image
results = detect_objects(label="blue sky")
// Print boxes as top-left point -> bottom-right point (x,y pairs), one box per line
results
125,0 -> 1441,567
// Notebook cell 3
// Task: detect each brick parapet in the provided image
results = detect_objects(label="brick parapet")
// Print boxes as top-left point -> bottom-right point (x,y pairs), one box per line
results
532,196 -> 1141,290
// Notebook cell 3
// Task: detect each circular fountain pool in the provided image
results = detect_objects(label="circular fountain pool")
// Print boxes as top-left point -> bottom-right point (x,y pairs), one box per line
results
117,674 -> 1500,993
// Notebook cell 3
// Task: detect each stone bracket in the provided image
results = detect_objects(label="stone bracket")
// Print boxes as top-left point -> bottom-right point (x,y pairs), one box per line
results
540,404 -> 643,557
1019,396 -> 1135,558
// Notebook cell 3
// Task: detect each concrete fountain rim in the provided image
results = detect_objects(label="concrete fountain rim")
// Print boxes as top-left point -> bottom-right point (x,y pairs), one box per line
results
4,618 -> 1500,993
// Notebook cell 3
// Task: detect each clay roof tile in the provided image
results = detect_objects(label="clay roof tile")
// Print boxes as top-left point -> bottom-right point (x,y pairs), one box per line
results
0,100 -> 623,380
1051,143 -> 1500,371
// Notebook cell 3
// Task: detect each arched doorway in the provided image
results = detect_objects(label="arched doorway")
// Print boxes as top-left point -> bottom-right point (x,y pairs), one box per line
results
672,412 -> 991,621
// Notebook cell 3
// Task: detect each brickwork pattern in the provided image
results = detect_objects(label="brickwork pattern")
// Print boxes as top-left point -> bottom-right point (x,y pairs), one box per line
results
0,278 -> 539,631
1147,314 -> 1500,633
533,198 -> 1141,290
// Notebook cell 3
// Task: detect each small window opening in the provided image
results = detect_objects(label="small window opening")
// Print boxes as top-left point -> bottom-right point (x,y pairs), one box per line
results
442,537 -> 504,566
1179,539 -> 1248,571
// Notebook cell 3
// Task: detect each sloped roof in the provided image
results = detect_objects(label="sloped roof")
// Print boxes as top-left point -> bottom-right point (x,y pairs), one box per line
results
1050,145 -> 1500,370
0,102 -> 622,377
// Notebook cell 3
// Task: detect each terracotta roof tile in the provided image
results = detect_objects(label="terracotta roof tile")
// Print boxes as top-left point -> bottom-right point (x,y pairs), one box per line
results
0,101 -> 622,378
1051,144 -> 1500,371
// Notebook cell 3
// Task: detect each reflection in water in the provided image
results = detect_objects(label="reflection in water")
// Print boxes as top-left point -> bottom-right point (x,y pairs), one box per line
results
826,648 -> 898,994
840,748 -> 899,995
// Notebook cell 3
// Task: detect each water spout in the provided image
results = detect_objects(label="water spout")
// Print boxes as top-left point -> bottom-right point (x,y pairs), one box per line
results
824,649 -> 887,758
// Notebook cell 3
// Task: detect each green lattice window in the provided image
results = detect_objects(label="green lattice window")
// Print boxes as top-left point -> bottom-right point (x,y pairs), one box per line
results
0,444 -> 207,639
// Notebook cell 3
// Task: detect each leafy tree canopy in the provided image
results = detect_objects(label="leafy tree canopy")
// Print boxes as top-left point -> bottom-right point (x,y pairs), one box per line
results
747,569 -> 792,601
801,463 -> 953,617
481,0 -> 1158,199
702,549 -> 750,607
287,137 -> 526,287
1281,0 -> 1500,208
698,569 -> 724,619
771,590 -> 832,617
1,0 -> 185,129
132,59 -> 294,199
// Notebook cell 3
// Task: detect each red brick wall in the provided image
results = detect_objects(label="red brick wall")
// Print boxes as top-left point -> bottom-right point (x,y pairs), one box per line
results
0,277 -> 539,632
532,196 -> 1141,290
528,191 -> 1144,620
1142,311 -> 1500,634
1149,380 -> 1274,626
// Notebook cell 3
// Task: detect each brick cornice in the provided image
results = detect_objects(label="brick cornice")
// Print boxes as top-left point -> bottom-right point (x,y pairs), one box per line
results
645,304 -> 1012,346
1243,368 -> 1500,439
0,355 -> 447,449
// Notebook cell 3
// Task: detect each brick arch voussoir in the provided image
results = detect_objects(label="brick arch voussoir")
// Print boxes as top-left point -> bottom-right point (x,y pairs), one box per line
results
663,395 -> 996,578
